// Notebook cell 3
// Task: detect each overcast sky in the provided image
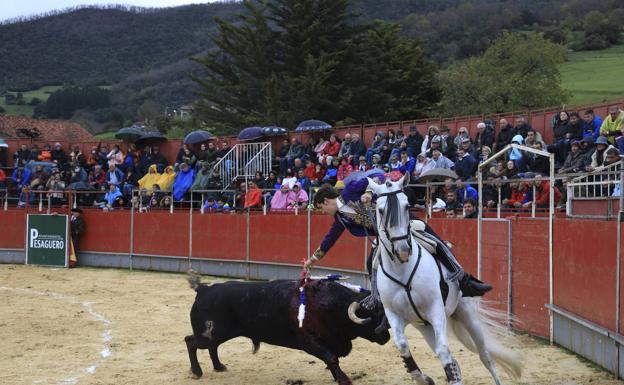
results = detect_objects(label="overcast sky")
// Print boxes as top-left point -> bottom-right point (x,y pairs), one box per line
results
1,1 -> 218,21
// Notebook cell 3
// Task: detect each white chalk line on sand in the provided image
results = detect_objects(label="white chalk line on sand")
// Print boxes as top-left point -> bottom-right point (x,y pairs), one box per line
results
0,285 -> 113,385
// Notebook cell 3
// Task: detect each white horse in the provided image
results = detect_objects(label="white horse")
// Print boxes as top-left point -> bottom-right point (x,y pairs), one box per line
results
348,174 -> 523,385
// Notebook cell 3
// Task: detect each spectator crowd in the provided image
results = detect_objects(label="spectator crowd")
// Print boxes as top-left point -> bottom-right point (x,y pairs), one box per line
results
1,105 -> 622,217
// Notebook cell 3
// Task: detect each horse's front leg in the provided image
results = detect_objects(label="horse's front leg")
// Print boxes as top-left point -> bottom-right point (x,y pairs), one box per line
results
427,307 -> 463,385
385,310 -> 435,385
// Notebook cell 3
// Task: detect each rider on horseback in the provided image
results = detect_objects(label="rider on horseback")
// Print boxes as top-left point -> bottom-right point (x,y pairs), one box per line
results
304,171 -> 492,330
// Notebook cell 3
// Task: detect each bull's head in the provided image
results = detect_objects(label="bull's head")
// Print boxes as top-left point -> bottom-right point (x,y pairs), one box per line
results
347,302 -> 390,344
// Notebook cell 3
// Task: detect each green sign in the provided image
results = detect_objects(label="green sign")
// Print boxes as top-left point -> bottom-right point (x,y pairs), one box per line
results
26,214 -> 68,267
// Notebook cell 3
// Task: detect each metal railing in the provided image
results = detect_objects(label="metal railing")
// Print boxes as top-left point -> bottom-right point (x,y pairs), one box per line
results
566,160 -> 622,199
212,142 -> 272,190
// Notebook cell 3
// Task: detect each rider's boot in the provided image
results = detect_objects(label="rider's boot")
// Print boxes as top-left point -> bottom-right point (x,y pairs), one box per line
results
452,270 -> 492,297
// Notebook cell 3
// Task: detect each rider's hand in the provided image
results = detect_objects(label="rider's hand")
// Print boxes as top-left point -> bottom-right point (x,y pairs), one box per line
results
303,256 -> 316,271
361,192 -> 372,204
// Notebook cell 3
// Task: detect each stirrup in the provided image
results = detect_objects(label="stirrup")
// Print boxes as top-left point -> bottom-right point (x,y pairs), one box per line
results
459,274 -> 492,297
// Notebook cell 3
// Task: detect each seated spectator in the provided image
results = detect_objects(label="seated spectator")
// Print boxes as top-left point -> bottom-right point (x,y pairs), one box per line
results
438,126 -> 457,161
600,105 -> 624,144
558,140 -> 588,174
297,168 -> 311,192
526,141 -> 550,175
430,150 -> 454,169
522,173 -> 562,209
320,134 -> 340,167
403,126 -> 423,158
463,198 -> 478,218
160,195 -> 173,209
349,134 -> 367,166
105,164 -> 124,187
444,190 -> 462,211
121,144 -> 138,172
311,163 -> 325,186
29,144 -> 41,161
45,170 -> 66,206
399,150 -> 416,176
455,148 -> 477,180
191,162 -> 212,191
411,153 -> 431,179
474,122 -> 494,154
158,166 -> 176,192
479,146 -> 494,166
282,137 -> 304,172
494,118 -> 514,151
503,181 -> 528,209
0,167 -> 5,189
51,142 -> 68,167
338,133 -> 352,159
445,208 -> 457,218
582,109 -> 603,140
107,145 -> 124,169
287,182 -> 309,210
146,146 -> 168,173
587,136 -> 616,171
270,184 -> 292,211
387,154 -> 401,171
172,162 -> 194,201
314,137 -> 328,162
243,181 -> 262,210
89,164 -> 106,190
337,157 -> 353,181
148,184 -> 165,208
425,135 -> 442,158
138,165 -> 161,193
86,145 -> 100,170
506,160 -> 519,179
567,112 -> 584,141
370,154 -> 383,169
355,155 -> 369,172
265,171 -> 279,190
38,144 -> 53,162
100,184 -> 122,210
176,144 -> 196,168
275,139 -> 290,173
205,142 -> 219,165
421,125 -> 439,154
456,180 -> 478,203
489,161 -> 507,180
322,158 -> 340,185
13,144 -> 30,168
365,133 -> 386,165
292,157 -> 304,175
205,168 -> 223,202
70,165 -> 88,184
253,171 -> 266,189
304,159 -> 316,179
93,184 -> 108,208
282,168 -> 298,189
454,127 -> 470,149
302,138 -> 317,161
514,115 -> 532,138
122,166 -> 140,197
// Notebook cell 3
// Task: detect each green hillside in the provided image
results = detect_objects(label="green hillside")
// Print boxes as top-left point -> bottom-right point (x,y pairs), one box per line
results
561,45 -> 624,106
0,85 -> 61,116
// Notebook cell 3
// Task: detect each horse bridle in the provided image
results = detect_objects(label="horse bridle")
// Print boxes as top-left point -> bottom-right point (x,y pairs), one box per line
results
375,190 -> 412,263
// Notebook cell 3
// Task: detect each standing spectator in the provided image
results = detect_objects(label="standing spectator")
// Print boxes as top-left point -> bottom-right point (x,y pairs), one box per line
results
121,143 -> 139,172
105,164 -> 124,187
349,134 -> 367,166
567,112 -> 584,141
600,105 -> 624,144
582,109 -> 603,140
474,122 -> 494,154
173,162 -> 195,201
97,145 -> 109,169
494,118 -> 514,151
365,133 -> 386,165
0,167 -> 5,189
455,148 -> 477,180
421,125 -> 439,154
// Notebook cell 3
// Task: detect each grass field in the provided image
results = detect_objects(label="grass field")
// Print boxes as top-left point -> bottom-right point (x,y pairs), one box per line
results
0,85 -> 61,116
560,44 -> 624,106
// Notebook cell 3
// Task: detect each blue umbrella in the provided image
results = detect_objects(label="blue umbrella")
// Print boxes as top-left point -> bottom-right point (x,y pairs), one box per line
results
184,130 -> 214,145
238,126 -> 264,141
261,126 -> 288,136
295,119 -> 332,132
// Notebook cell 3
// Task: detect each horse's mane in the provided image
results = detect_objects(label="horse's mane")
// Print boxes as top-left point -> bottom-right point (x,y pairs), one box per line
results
383,191 -> 403,228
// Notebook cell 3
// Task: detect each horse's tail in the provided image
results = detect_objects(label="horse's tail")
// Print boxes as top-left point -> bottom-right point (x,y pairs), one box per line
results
449,298 -> 524,380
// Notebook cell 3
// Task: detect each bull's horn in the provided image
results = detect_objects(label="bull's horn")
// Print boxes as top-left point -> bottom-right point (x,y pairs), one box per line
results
348,302 -> 371,325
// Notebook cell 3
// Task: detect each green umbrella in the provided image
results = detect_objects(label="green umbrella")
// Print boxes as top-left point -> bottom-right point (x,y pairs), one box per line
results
115,126 -> 145,141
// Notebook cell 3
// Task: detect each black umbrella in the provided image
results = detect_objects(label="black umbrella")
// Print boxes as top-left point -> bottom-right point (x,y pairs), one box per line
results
295,120 -> 332,132
68,181 -> 94,191
184,130 -> 214,145
115,126 -> 145,141
135,131 -> 167,146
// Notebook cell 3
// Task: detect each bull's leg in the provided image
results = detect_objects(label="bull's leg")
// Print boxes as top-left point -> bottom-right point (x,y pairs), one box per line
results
303,339 -> 351,385
385,310 -> 435,385
208,344 -> 227,372
185,335 -> 204,378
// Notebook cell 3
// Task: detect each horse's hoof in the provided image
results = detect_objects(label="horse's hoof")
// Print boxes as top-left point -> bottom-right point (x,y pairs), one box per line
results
411,371 -> 434,385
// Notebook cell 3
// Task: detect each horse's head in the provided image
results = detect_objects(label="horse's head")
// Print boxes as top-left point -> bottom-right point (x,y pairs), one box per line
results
367,173 -> 412,263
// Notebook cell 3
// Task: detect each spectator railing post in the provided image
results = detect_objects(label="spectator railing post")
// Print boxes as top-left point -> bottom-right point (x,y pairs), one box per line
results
46,193 -> 51,215
532,184 -> 536,218
200,193 -> 205,215
263,194 -> 267,215
3,190 -> 7,211
38,191 -> 43,212
130,195 -> 135,271
497,184 -> 501,219
245,201 -> 250,280
617,160 -> 623,339
188,191 -> 193,270
549,152 -> 555,345
169,195 -> 174,214
477,168 -> 483,280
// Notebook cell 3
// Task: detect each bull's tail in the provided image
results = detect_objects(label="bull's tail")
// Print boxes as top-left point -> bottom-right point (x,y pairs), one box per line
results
449,298 -> 524,380
187,269 -> 202,290
252,339 -> 260,354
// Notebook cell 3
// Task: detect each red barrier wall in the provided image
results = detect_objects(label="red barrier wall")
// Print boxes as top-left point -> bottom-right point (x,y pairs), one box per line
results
80,209 -> 131,254
249,214 -> 308,264
428,218 -> 477,273
133,211 -> 190,257
0,209 -> 26,249
192,214 -> 247,261
510,218 -> 550,337
554,220 -> 617,330
481,220 -> 510,314
310,214 -> 368,271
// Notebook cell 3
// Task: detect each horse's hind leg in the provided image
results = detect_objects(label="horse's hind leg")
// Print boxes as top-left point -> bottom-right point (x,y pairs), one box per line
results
452,300 -> 502,385
385,310 -> 435,385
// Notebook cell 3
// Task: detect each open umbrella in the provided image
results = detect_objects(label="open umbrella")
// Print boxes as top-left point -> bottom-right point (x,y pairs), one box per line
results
135,131 -> 167,146
261,126 -> 287,136
417,168 -> 458,183
295,120 -> 332,132
238,126 -> 264,141
115,125 -> 145,141
184,130 -> 214,145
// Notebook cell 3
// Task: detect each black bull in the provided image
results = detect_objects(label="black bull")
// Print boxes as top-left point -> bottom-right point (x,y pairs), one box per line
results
185,277 -> 390,385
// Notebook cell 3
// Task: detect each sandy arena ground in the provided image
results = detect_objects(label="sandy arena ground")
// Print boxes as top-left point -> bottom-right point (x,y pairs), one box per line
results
0,264 -> 621,385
